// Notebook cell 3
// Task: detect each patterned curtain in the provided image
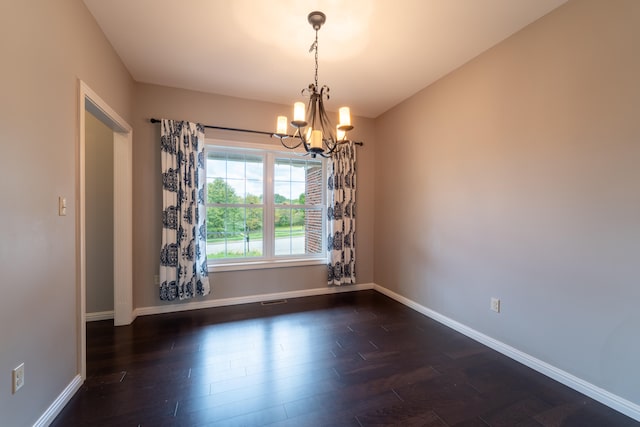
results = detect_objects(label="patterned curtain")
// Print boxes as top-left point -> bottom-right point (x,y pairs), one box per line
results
327,141 -> 357,286
159,120 -> 210,300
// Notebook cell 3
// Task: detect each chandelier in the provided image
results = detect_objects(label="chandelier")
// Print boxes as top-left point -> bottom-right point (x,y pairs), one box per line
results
273,11 -> 353,158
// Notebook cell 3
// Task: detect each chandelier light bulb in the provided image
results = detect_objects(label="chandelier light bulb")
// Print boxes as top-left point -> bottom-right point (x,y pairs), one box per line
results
311,129 -> 323,149
276,116 -> 288,135
339,107 -> 351,128
293,102 -> 306,125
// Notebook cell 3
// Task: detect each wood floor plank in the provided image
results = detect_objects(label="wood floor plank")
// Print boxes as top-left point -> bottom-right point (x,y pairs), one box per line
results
52,290 -> 639,426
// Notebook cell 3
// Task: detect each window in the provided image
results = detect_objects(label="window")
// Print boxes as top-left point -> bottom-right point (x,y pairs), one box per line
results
205,141 -> 325,270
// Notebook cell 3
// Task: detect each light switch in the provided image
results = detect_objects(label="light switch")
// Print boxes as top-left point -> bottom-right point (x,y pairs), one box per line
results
59,197 -> 67,216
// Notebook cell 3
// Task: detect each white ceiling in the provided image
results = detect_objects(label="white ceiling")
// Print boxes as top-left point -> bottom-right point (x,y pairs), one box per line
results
83,0 -> 567,118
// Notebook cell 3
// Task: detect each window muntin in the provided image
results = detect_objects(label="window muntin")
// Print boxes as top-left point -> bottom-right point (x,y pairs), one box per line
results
205,143 -> 325,267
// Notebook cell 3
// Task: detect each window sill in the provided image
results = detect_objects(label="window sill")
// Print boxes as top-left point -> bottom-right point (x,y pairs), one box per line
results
208,257 -> 327,273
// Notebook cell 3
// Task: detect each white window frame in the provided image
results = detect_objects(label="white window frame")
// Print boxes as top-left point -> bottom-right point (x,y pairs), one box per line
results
205,138 -> 327,272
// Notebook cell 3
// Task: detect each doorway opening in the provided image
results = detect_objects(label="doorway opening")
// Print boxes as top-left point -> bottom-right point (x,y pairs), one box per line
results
85,110 -> 115,321
78,80 -> 133,380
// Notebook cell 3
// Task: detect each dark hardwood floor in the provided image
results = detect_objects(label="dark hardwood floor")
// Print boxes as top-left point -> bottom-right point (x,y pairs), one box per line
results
52,290 -> 638,426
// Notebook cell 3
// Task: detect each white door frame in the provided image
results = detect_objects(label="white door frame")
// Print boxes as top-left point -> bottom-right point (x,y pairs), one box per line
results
77,80 -> 133,380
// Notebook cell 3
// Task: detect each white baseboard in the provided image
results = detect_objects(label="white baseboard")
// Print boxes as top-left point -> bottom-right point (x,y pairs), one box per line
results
85,310 -> 114,322
373,284 -> 640,422
34,374 -> 83,427
134,283 -> 375,317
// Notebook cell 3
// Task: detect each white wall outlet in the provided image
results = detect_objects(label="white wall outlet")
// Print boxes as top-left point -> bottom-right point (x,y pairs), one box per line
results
490,297 -> 501,313
154,274 -> 160,285
12,363 -> 24,393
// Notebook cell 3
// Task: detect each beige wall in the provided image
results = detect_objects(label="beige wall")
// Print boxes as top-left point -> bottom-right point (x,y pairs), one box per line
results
8,0 -> 638,423
85,111 -> 115,314
375,0 -> 640,405
0,0 -> 133,425
132,84 -> 376,308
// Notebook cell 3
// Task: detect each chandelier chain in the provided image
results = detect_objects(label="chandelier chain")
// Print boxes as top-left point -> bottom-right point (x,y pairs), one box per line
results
314,30 -> 319,90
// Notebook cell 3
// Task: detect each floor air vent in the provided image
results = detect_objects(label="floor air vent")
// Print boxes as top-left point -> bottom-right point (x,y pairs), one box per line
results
261,299 -> 288,306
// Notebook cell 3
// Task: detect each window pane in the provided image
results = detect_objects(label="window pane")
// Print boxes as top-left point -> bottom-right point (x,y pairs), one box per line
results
274,158 -> 322,206
274,208 -> 291,229
274,158 -> 291,204
225,153 -> 247,180
247,179 -> 263,202
207,178 -> 230,204
274,159 -> 291,181
274,207 -> 322,256
225,178 -> 243,203
207,207 -> 263,259
291,160 -> 306,182
291,181 -> 305,205
291,207 -> 305,227
275,158 -> 323,206
207,153 -> 227,179
274,208 -> 295,255
274,181 -> 291,204
245,207 -> 263,256
207,152 -> 263,204
245,207 -> 263,235
206,206 -> 226,240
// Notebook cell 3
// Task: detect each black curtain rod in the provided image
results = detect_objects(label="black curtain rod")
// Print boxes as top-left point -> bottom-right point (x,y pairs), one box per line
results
150,118 -> 272,136
149,118 -> 364,146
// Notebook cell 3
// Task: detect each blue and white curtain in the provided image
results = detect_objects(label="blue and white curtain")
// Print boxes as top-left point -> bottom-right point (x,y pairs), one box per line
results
159,119 -> 210,300
327,141 -> 356,286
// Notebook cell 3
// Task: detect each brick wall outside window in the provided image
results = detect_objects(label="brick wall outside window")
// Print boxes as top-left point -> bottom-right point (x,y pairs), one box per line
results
305,165 -> 323,254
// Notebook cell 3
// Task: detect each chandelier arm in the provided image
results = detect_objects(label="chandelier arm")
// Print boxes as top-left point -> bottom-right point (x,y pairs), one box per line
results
278,134 -> 303,150
308,93 -> 319,129
317,94 -> 337,148
301,93 -> 319,153
279,127 -> 306,150
323,140 -> 339,156
300,137 -> 311,152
